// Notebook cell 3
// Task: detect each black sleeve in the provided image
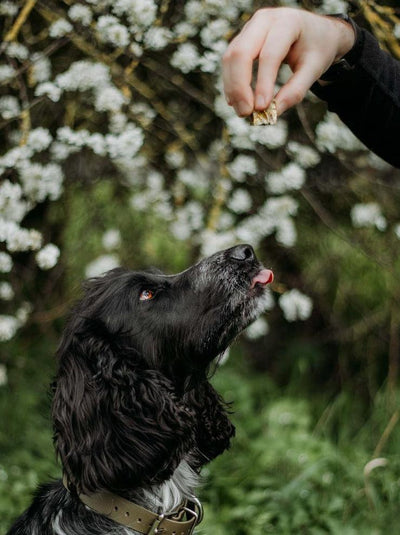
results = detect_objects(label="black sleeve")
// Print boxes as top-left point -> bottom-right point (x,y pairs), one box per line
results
311,22 -> 400,168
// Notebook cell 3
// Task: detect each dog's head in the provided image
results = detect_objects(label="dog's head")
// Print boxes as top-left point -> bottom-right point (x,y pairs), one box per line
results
53,245 -> 273,493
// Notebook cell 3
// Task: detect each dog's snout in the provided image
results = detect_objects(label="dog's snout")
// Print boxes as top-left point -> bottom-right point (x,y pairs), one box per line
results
229,244 -> 255,262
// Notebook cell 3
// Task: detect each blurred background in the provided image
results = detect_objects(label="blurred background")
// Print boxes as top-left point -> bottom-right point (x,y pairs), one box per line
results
1,0 -> 400,532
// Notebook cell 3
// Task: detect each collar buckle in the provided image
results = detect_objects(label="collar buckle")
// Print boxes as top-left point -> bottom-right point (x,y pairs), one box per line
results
148,513 -> 165,534
182,497 -> 203,535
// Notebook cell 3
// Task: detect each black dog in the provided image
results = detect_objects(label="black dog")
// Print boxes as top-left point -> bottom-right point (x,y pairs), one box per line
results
8,244 -> 273,535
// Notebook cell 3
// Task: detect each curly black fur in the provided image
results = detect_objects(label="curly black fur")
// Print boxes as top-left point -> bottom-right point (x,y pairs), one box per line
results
7,244 -> 271,534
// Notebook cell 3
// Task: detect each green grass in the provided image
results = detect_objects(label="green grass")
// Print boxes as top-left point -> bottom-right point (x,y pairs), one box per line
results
1,340 -> 400,534
200,356 -> 400,534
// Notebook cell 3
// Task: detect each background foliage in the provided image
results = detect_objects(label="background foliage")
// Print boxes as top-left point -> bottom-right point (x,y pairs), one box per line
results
1,0 -> 400,533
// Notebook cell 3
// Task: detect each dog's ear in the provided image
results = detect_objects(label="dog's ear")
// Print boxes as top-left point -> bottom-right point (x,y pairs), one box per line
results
185,381 -> 235,467
52,331 -> 195,494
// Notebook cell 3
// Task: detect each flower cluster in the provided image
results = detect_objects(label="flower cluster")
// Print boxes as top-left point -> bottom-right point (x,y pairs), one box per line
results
0,0 -> 396,347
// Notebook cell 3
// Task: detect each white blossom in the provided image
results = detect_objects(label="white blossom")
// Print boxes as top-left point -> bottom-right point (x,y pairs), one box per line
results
174,22 -> 198,39
0,145 -> 31,171
26,127 -> 52,153
97,16 -> 130,48
19,163 -> 64,202
177,168 -> 209,192
228,189 -> 252,214
144,27 -> 172,50
250,120 -> 288,149
184,0 -> 207,23
0,65 -> 15,83
276,217 -> 297,247
226,116 -> 254,150
129,42 -> 143,57
36,243 -> 60,270
5,42 -> 29,61
245,317 -> 269,339
49,18 -> 73,38
165,148 -> 185,169
171,43 -> 200,73
0,2 -> 18,17
0,315 -> 19,341
35,82 -> 62,102
30,54 -> 52,84
200,19 -> 230,48
102,229 -> 121,251
216,348 -> 230,366
86,133 -> 107,156
200,229 -> 237,257
15,302 -> 32,325
109,112 -> 128,133
0,282 -> 14,301
0,219 -> 42,252
106,123 -> 144,160
55,61 -> 110,92
131,188 -> 172,219
0,180 -> 29,223
95,85 -> 127,112
113,0 -> 157,28
318,0 -> 348,14
68,4 -> 93,26
198,50 -> 219,73
130,102 -> 156,126
50,142 -> 75,161
170,202 -> 204,240
316,112 -> 365,153
85,254 -> 121,278
279,289 -> 313,322
287,141 -> 321,168
351,203 -> 387,231
236,195 -> 299,247
56,126 -> 90,148
227,155 -> 258,182
217,211 -> 235,231
0,96 -> 20,119
267,163 -> 306,194
0,252 -> 12,273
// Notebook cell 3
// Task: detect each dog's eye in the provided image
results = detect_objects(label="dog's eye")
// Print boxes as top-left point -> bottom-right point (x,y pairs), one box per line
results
139,289 -> 154,301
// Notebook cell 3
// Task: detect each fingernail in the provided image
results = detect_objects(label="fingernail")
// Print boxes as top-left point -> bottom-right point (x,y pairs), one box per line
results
235,100 -> 252,117
255,95 -> 266,110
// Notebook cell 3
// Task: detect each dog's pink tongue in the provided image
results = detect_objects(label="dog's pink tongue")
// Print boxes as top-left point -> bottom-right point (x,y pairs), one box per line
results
251,269 -> 274,288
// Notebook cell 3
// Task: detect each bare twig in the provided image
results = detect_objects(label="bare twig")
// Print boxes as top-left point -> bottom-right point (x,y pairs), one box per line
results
3,0 -> 38,44
373,410 -> 399,458
373,409 -> 400,457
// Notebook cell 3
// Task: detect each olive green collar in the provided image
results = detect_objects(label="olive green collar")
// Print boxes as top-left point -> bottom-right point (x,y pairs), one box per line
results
63,475 -> 202,535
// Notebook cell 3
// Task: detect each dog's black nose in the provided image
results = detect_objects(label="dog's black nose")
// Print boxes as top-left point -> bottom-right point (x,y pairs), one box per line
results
229,244 -> 255,262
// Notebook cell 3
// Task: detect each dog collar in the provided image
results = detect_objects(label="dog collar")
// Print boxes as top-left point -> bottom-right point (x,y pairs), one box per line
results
63,475 -> 202,535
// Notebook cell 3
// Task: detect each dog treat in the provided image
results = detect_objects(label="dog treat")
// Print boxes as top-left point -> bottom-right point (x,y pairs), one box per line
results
250,99 -> 277,126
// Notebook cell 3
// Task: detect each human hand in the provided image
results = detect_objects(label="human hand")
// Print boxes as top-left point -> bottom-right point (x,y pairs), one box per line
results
222,7 -> 356,117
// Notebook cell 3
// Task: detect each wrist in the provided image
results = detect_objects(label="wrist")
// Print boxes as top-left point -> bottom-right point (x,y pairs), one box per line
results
318,14 -> 358,83
326,14 -> 356,62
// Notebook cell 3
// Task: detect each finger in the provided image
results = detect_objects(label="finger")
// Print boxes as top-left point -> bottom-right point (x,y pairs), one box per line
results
274,57 -> 324,115
254,25 -> 299,110
223,16 -> 276,116
222,44 -> 254,116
